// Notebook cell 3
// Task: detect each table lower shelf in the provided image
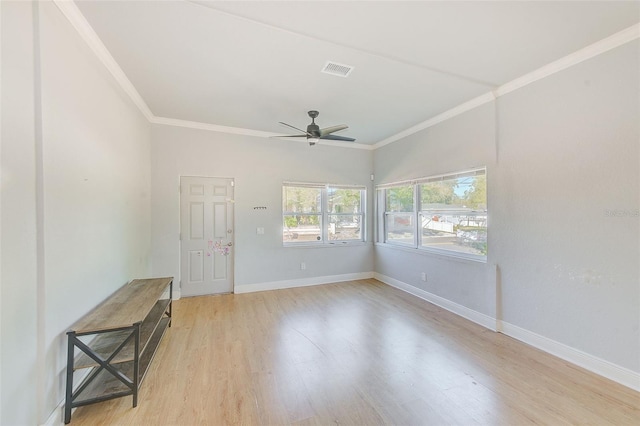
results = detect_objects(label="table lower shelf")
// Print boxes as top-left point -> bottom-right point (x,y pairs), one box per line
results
72,317 -> 170,404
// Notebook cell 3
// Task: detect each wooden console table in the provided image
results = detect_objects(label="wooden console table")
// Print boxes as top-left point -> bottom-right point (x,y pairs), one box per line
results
64,277 -> 173,423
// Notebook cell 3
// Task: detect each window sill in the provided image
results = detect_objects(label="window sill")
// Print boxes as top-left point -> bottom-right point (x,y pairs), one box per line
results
284,241 -> 371,249
374,242 -> 487,264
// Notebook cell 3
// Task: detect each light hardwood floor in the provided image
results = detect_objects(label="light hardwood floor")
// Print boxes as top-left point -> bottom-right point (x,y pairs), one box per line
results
69,279 -> 640,425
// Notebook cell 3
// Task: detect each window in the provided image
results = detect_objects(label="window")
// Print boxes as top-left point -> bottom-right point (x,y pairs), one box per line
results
283,185 -> 322,243
377,168 -> 487,260
327,187 -> 364,241
384,185 -> 415,246
283,183 -> 365,245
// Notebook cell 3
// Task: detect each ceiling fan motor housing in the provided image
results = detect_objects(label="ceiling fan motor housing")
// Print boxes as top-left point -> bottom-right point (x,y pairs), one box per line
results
307,123 -> 320,136
307,110 -> 320,138
307,123 -> 320,145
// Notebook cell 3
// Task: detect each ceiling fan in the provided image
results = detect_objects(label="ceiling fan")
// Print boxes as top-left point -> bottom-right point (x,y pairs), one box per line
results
274,110 -> 355,146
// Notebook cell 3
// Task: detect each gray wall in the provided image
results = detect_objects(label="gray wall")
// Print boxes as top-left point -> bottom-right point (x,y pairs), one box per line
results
150,125 -> 374,292
374,40 -> 639,373
492,42 -> 639,371
1,2 -> 152,424
374,102 -> 498,319
1,2 -> 39,424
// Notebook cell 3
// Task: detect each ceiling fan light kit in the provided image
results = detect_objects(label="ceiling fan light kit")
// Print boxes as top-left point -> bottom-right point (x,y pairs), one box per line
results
274,110 -> 356,146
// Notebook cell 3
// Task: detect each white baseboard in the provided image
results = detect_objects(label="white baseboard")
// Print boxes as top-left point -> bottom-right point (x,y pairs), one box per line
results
374,272 -> 640,392
374,272 -> 497,331
234,272 -> 375,294
46,274 -> 638,425
43,404 -> 63,426
161,289 -> 181,300
42,405 -> 61,426
499,320 -> 640,392
41,369 -> 93,426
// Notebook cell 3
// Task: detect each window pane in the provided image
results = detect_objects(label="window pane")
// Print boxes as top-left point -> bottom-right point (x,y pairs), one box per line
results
385,186 -> 413,212
419,174 -> 487,256
283,186 -> 321,213
420,175 -> 486,210
385,213 -> 415,245
328,214 -> 362,241
328,187 -> 362,214
420,180 -> 456,208
283,215 -> 322,243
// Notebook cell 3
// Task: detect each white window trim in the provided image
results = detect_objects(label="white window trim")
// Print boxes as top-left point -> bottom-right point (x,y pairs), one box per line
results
376,168 -> 487,263
283,182 -> 366,246
374,241 -> 487,263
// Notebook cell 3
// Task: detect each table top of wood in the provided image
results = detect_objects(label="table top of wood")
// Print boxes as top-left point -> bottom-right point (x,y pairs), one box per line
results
69,277 -> 173,334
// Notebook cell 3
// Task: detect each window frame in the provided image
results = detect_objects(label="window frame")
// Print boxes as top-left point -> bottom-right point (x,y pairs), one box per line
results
283,182 -> 366,246
376,168 -> 487,262
382,184 -> 417,248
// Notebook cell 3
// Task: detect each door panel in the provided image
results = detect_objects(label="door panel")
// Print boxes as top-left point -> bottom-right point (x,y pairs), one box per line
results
188,250 -> 204,283
190,202 -> 205,239
213,185 -> 227,196
213,203 -> 227,238
214,254 -> 226,280
180,176 -> 234,296
191,184 -> 205,195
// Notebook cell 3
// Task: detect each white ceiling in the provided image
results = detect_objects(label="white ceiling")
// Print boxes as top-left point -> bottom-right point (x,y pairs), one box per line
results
74,0 -> 640,146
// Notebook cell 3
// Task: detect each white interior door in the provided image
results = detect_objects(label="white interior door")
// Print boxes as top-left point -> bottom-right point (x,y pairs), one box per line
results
180,176 -> 234,296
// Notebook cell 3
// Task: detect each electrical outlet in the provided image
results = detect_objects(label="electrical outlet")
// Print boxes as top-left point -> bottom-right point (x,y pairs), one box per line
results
301,262 -> 306,270
421,272 -> 427,282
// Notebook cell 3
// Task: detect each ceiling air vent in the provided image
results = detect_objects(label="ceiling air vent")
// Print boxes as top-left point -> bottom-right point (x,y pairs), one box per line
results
321,61 -> 354,78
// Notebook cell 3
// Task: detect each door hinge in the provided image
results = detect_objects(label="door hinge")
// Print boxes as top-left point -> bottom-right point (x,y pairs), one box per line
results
230,181 -> 235,187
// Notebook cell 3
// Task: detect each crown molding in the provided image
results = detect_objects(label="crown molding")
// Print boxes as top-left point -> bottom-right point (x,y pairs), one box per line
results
496,23 -> 640,97
307,139 -> 374,151
53,0 -> 154,121
373,23 -> 640,149
55,1 -> 639,152
52,0 -> 372,150
373,92 -> 496,150
151,116 -> 276,138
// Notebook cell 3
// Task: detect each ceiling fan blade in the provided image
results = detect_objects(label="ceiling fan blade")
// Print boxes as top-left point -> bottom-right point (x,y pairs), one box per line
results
320,134 -> 356,142
270,134 -> 308,138
279,121 -> 312,137
319,124 -> 348,136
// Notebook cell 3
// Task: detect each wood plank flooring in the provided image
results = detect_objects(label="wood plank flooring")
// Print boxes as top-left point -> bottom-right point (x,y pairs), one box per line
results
69,279 -> 640,425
